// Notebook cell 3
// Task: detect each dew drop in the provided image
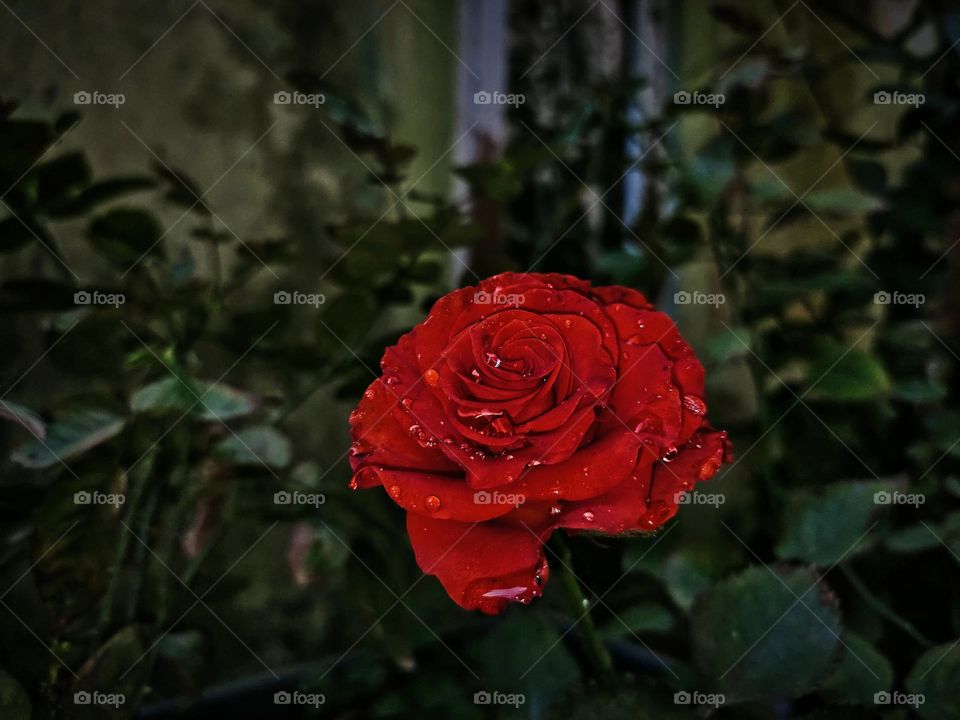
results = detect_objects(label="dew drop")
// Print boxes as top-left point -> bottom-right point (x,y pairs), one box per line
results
662,445 -> 679,462
484,352 -> 502,368
401,398 -> 413,409
682,395 -> 707,417
582,511 -> 595,522
423,368 -> 440,387
425,495 -> 441,512
388,485 -> 402,499
549,504 -> 562,516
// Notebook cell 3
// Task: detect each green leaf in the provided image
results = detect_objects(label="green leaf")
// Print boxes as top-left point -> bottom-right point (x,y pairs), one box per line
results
130,377 -> 258,421
691,565 -> 842,701
906,641 -> 960,719
73,626 -> 145,720
11,408 -> 124,469
468,610 -> 579,709
885,524 -> 941,553
803,187 -> 884,215
806,345 -> 890,402
0,671 -> 30,720
87,208 -> 162,266
820,632 -> 893,705
702,326 -> 751,364
0,399 -> 45,439
212,425 -> 291,468
893,378 -> 947,403
599,602 -> 674,639
775,481 -> 893,566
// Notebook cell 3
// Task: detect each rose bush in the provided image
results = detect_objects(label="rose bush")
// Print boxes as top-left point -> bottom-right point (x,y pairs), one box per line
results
349,273 -> 731,613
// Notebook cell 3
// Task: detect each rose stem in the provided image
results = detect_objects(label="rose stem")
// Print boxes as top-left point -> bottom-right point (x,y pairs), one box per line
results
841,564 -> 933,647
553,535 -> 616,682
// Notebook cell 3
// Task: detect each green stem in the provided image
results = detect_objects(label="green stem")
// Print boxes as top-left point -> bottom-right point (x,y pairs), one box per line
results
554,536 -> 616,683
97,452 -> 155,641
841,564 -> 933,647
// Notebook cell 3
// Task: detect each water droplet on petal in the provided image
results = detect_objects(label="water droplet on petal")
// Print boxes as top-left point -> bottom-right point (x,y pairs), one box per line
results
682,395 -> 707,417
549,504 -> 562,516
423,368 -> 440,387
484,352 -> 502,368
425,495 -> 441,512
401,398 -> 413,409
582,511 -> 595,522
662,445 -> 678,462
388,484 -> 402,499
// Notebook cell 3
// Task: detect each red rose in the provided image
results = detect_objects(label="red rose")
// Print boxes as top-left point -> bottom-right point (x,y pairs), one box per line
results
349,272 -> 731,614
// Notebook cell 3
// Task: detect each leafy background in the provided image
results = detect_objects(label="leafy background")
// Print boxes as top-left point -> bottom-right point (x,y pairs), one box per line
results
1,0 -> 959,718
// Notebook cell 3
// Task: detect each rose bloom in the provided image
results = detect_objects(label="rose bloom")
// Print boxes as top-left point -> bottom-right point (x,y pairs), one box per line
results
349,273 -> 731,614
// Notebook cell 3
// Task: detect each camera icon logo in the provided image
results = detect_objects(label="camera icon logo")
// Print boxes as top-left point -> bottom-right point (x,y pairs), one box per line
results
74,691 -> 92,704
274,690 -> 291,704
674,691 -> 692,704
674,290 -> 691,305
874,691 -> 891,704
673,91 -> 691,105
274,491 -> 292,505
74,290 -> 91,305
474,690 -> 492,705
873,90 -> 891,105
874,490 -> 891,505
274,91 -> 292,105
274,290 -> 291,305
874,291 -> 891,304
74,491 -> 92,505
474,91 -> 491,105
74,91 -> 92,105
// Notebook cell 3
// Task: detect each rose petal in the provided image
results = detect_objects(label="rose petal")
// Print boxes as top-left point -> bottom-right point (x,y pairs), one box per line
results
349,377 -> 459,485
406,513 -> 552,614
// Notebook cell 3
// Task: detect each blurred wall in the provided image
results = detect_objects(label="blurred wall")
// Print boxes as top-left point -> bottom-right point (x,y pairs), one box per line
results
0,0 -> 456,277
